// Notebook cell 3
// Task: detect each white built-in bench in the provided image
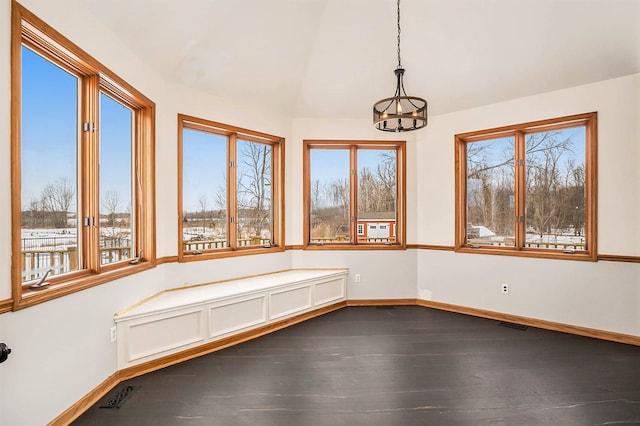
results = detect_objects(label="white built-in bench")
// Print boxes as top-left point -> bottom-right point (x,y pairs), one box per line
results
114,268 -> 348,370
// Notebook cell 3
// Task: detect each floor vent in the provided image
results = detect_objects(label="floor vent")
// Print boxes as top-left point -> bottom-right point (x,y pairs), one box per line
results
99,385 -> 140,409
375,306 -> 396,310
499,321 -> 528,331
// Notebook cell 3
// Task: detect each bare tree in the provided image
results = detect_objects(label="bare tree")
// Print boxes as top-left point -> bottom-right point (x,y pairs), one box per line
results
311,179 -> 322,210
358,158 -> 396,214
358,167 -> 376,212
329,178 -> 350,238
103,190 -> 121,228
237,142 -> 271,239
525,132 -> 574,238
568,163 -> 585,236
100,190 -> 132,253
466,142 -> 515,236
22,197 -> 44,228
41,177 -> 75,228
527,146 -> 562,237
374,152 -> 396,212
198,194 -> 209,236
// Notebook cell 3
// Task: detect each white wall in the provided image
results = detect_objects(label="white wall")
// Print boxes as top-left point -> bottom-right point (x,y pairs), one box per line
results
292,250 -> 418,300
416,74 -> 640,336
0,0 -> 12,301
0,0 -> 638,424
418,250 -> 639,335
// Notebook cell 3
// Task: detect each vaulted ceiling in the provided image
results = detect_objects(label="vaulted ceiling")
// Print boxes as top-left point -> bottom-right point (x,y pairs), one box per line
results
82,0 -> 639,119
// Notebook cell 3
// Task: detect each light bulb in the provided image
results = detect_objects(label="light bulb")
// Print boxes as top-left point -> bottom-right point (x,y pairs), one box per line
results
382,111 -> 388,119
396,100 -> 402,114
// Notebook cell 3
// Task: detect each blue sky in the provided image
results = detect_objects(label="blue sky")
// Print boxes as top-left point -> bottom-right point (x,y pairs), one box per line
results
21,45 -> 134,215
182,129 -> 227,212
99,92 -> 133,214
310,148 -> 349,184
21,46 -> 78,210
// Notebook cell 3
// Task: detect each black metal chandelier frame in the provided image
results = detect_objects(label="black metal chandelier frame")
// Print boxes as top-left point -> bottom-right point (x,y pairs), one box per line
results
373,0 -> 427,132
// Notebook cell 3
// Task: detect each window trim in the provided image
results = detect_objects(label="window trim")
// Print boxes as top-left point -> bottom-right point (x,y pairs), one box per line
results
303,140 -> 406,250
177,114 -> 285,261
454,112 -> 597,261
11,1 -> 156,310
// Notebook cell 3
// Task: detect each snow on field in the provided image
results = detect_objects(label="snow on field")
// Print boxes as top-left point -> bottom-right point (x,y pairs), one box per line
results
525,233 -> 584,244
22,227 -> 131,250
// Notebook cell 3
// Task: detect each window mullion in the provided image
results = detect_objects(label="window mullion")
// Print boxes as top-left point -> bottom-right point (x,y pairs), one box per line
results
349,145 -> 358,244
514,131 -> 526,250
81,74 -> 100,272
272,140 -> 283,246
228,133 -> 237,249
584,117 -> 597,254
132,110 -> 142,260
303,143 -> 311,245
396,145 -> 405,245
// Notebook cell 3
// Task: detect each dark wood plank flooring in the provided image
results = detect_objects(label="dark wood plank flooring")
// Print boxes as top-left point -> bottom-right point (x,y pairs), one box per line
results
73,306 -> 640,425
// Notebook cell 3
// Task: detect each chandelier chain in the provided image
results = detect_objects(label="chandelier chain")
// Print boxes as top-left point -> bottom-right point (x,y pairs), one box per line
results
397,0 -> 402,68
373,0 -> 427,132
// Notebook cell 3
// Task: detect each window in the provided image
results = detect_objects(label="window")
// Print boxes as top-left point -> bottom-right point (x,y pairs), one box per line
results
455,112 -> 597,260
178,114 -> 284,260
11,2 -> 155,309
303,140 -> 406,249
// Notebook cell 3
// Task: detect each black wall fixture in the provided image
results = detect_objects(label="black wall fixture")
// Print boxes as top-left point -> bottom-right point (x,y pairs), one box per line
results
0,342 -> 11,363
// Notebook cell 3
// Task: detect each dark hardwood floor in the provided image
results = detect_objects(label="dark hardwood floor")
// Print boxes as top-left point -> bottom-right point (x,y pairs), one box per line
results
74,306 -> 640,425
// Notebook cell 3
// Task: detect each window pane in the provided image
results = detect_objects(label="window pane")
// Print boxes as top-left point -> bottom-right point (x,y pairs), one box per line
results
466,137 -> 515,246
99,93 -> 134,265
357,149 -> 396,244
182,129 -> 228,252
525,127 -> 586,251
310,149 -> 350,243
21,46 -> 80,282
236,139 -> 272,247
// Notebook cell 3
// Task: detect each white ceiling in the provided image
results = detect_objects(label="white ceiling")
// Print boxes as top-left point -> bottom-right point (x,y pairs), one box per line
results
82,0 -> 639,120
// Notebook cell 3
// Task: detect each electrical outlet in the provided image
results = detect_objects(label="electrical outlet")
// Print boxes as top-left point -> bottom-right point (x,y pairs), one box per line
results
110,326 -> 117,342
501,284 -> 509,294
355,274 -> 361,283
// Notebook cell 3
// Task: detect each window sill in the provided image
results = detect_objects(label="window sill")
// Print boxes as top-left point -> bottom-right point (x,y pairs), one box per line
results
303,243 -> 407,251
13,261 -> 156,311
179,245 -> 285,262
454,246 -> 596,261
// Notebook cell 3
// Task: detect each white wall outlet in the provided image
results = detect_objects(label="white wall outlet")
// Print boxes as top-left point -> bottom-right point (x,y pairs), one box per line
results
501,284 -> 509,294
110,326 -> 117,342
355,274 -> 361,283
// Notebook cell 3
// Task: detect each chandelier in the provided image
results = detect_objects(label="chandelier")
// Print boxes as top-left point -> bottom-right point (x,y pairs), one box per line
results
373,0 -> 427,132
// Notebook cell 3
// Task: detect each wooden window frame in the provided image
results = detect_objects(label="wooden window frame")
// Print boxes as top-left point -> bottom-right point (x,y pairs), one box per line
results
177,114 -> 285,261
10,1 -> 156,310
303,140 -> 406,250
454,112 -> 597,261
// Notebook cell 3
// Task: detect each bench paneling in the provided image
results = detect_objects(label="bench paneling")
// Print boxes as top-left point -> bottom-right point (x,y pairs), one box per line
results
115,269 -> 348,369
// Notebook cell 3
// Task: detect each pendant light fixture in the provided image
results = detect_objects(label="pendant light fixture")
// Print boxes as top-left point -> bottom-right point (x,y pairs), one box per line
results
373,0 -> 427,132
